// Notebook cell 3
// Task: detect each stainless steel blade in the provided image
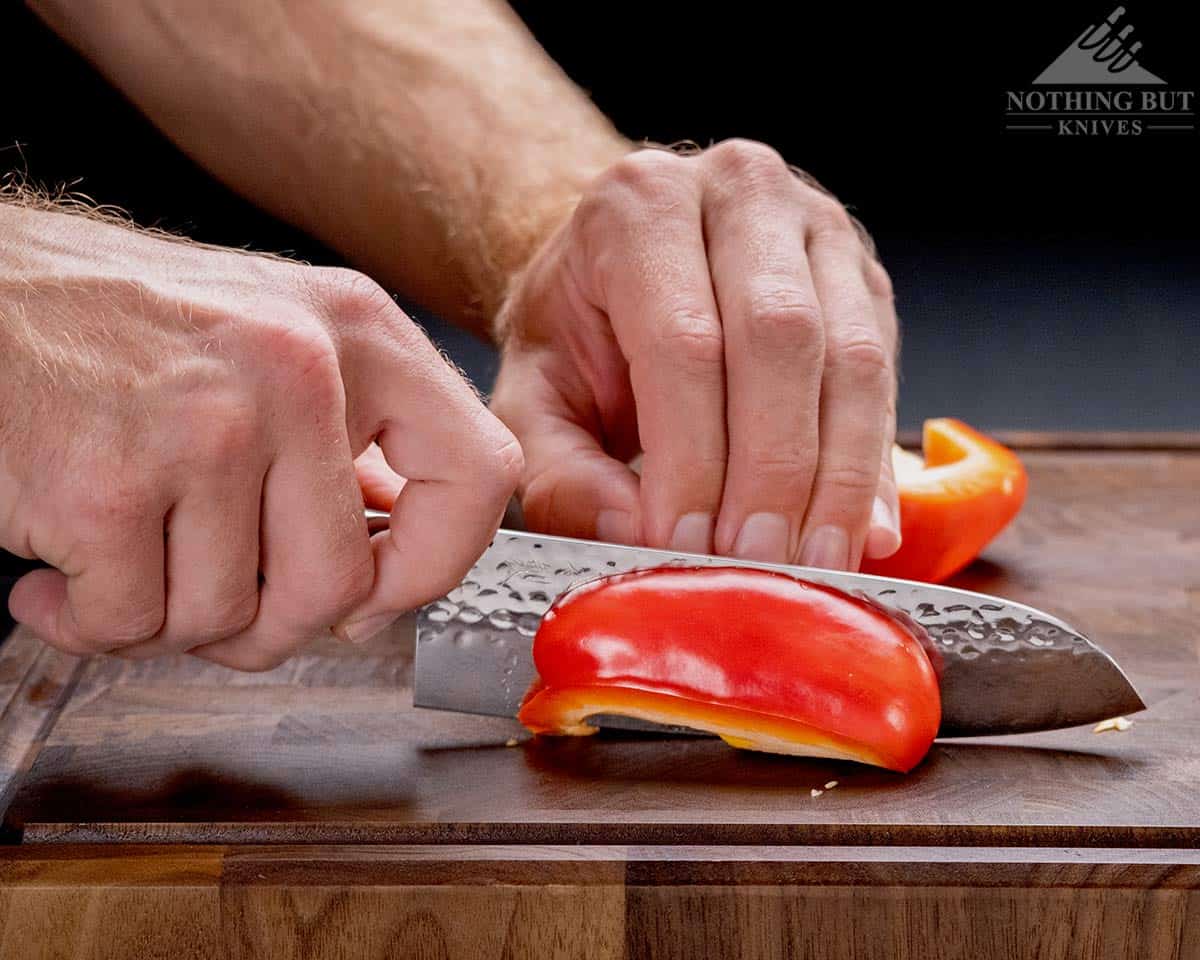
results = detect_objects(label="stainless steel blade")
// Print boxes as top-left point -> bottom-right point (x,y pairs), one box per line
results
414,530 -> 1146,738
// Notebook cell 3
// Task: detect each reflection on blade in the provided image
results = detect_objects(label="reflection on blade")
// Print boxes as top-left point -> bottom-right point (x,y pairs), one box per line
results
414,530 -> 1145,738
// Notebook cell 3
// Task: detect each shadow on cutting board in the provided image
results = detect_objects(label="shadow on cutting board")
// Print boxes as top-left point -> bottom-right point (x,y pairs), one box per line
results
509,734 -> 1142,792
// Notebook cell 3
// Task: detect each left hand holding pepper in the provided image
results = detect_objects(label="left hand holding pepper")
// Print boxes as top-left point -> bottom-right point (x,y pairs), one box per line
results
492,140 -> 902,571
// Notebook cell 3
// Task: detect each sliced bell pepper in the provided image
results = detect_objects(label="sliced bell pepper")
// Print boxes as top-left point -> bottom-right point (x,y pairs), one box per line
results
518,566 -> 941,772
861,419 -> 1027,584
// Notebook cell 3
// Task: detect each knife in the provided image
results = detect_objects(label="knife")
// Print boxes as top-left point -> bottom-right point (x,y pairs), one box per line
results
413,528 -> 1146,738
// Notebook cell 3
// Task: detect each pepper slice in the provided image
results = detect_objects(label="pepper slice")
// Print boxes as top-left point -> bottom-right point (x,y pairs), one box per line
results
518,566 -> 941,772
862,419 -> 1028,584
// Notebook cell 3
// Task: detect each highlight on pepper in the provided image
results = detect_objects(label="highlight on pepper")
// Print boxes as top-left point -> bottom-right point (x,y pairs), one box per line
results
862,418 -> 1028,584
517,565 -> 941,772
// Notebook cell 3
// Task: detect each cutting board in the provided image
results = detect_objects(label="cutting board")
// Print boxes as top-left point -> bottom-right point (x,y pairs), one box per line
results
0,442 -> 1197,959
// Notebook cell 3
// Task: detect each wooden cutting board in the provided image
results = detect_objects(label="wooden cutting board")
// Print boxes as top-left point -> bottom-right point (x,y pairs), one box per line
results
1,442 -> 1198,959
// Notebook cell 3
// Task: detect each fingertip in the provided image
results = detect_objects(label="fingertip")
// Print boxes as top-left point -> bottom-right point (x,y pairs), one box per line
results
595,508 -> 638,545
798,525 -> 851,571
863,495 -> 902,560
668,511 -> 715,554
864,525 -> 902,560
728,511 -> 791,563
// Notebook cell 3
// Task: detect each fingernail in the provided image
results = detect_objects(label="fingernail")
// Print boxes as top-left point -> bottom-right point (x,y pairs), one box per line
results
595,509 -> 635,544
798,525 -> 850,570
670,512 -> 715,554
864,496 -> 902,559
332,612 -> 397,645
732,512 -> 791,563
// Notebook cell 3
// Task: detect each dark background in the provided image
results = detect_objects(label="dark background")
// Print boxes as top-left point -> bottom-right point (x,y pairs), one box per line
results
1,1 -> 1196,430
1,2 -> 1197,630
519,2 -> 1199,432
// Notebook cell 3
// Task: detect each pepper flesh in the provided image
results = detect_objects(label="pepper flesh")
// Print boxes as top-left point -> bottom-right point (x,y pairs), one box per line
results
518,566 -> 941,772
862,419 -> 1028,584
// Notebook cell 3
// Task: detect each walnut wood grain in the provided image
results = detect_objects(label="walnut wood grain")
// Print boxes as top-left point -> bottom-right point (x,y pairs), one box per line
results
2,453 -> 1197,848
0,641 -> 81,826
0,448 -> 1197,955
1,844 -> 1197,960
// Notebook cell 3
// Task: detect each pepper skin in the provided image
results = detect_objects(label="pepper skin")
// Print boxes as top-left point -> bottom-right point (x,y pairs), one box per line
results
518,566 -> 941,772
862,419 -> 1028,584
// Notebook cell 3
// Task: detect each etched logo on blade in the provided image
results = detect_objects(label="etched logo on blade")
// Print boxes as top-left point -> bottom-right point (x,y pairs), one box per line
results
1005,7 -> 1194,135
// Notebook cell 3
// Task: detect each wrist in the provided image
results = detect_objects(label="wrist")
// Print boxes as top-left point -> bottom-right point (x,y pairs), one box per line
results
475,136 -> 632,337
312,107 -> 631,341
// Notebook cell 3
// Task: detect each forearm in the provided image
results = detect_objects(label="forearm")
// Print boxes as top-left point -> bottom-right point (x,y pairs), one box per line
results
29,0 -> 629,336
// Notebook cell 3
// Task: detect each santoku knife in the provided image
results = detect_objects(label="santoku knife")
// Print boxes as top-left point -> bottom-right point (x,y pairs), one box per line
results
413,528 -> 1146,738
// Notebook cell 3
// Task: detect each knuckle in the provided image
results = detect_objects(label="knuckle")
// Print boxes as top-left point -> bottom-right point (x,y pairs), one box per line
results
571,189 -> 612,239
456,428 -> 524,516
652,309 -> 725,369
265,324 -> 343,407
831,331 -> 891,383
190,590 -> 259,644
743,289 -> 826,348
708,139 -> 788,181
604,149 -> 687,196
71,475 -> 154,533
485,432 -> 526,494
816,460 -> 880,498
262,319 -> 338,374
190,394 -> 261,466
312,267 -> 397,320
577,151 -> 689,238
740,444 -> 817,483
807,193 -> 854,235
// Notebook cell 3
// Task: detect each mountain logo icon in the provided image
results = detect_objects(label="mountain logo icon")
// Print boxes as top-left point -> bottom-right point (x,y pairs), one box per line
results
1034,6 -> 1166,85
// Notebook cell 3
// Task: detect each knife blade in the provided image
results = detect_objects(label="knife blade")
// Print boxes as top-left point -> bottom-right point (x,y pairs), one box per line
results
414,529 -> 1145,738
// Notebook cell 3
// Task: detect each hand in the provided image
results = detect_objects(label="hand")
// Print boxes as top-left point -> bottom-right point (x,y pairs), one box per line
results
491,140 -> 900,570
0,203 -> 521,668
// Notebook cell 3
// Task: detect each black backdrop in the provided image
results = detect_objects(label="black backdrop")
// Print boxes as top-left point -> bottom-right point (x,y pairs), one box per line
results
4,2 -> 1197,242
1,0 -> 1197,425
518,2 -> 1199,244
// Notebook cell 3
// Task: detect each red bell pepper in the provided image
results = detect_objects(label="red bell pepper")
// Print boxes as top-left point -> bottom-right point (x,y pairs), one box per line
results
518,566 -> 941,772
862,419 -> 1027,584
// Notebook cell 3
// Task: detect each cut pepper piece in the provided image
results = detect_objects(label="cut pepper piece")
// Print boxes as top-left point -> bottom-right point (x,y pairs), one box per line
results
862,418 -> 1028,584
518,566 -> 940,772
